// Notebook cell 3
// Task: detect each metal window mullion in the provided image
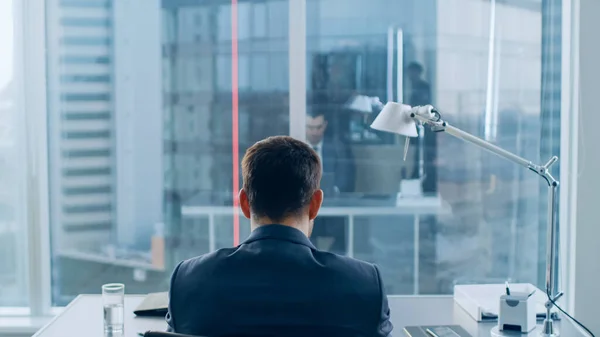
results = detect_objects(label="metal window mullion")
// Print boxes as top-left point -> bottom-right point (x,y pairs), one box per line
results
560,0 -> 577,314
288,0 -> 306,140
17,0 -> 53,316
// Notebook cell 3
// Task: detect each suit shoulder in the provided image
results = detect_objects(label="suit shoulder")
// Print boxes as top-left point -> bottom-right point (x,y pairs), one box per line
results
337,254 -> 378,273
178,246 -> 238,271
317,251 -> 379,282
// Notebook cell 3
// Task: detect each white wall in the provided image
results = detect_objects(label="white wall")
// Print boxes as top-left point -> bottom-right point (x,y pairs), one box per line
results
572,0 -> 600,334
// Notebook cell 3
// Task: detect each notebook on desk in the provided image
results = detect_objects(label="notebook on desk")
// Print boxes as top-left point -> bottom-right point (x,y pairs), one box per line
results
133,292 -> 169,317
404,325 -> 472,337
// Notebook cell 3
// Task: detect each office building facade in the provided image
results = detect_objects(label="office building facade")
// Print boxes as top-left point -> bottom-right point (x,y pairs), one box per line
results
47,0 -> 163,303
46,0 -> 116,250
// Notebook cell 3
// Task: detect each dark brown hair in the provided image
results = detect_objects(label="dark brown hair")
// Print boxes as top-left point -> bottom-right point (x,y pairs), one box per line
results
242,136 -> 321,221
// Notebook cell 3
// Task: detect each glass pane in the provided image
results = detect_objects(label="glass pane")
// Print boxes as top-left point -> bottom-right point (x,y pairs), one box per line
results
305,0 -> 560,295
48,0 -> 289,305
0,0 -> 29,306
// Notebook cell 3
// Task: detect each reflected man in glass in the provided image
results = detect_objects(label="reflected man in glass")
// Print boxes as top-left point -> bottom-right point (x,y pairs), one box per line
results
407,62 -> 431,106
406,61 -> 437,193
406,61 -> 438,293
306,110 -> 355,193
306,110 -> 355,254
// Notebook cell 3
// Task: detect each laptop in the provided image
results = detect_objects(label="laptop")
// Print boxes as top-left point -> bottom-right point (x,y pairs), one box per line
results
133,292 -> 169,317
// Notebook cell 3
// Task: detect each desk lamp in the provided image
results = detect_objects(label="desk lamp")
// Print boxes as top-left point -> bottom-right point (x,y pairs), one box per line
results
371,102 -> 561,337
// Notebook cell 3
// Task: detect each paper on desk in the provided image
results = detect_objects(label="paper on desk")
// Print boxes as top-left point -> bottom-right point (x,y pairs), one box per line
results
454,283 -> 558,322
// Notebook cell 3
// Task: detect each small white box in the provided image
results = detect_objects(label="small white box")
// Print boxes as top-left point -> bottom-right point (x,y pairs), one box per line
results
498,291 -> 537,333
399,179 -> 422,197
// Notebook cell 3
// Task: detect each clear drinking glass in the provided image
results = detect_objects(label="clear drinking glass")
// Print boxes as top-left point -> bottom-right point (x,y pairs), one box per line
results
102,283 -> 125,333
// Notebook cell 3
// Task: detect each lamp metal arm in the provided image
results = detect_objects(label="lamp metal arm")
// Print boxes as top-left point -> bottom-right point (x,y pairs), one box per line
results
409,109 -> 559,188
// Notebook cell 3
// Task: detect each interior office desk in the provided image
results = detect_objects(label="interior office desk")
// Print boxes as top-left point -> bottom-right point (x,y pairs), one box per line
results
182,197 -> 451,295
32,294 -> 585,337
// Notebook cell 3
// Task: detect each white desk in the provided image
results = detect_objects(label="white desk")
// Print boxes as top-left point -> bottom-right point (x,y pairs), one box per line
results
182,197 -> 451,294
33,295 -> 585,337
33,295 -> 165,337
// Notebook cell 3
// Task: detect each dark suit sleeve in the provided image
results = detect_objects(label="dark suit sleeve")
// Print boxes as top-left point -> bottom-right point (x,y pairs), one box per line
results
373,265 -> 393,337
335,140 -> 356,193
166,261 -> 183,332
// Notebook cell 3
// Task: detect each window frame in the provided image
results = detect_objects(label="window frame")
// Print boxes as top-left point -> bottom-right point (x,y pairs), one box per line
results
559,0 -> 577,314
288,0 -> 306,140
17,0 -> 53,317
4,0 -> 579,320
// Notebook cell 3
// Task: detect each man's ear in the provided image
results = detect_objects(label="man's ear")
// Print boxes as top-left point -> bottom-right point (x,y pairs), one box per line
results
308,189 -> 323,220
238,189 -> 251,219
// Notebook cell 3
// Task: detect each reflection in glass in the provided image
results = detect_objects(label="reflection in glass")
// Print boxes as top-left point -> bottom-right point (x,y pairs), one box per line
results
305,0 -> 560,294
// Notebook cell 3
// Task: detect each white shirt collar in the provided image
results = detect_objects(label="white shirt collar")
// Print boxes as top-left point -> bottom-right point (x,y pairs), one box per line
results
309,140 -> 324,168
312,140 -> 323,150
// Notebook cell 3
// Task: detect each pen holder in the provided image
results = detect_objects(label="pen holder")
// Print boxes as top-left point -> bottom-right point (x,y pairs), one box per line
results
498,292 -> 536,333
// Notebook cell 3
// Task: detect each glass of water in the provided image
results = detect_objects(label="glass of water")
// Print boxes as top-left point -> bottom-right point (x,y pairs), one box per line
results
102,283 -> 125,333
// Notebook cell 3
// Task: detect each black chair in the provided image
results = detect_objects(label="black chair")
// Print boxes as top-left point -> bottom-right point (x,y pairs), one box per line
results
143,331 -> 203,337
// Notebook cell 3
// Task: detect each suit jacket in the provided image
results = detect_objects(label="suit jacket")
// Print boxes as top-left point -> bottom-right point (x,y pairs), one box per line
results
322,138 -> 355,193
166,224 -> 393,337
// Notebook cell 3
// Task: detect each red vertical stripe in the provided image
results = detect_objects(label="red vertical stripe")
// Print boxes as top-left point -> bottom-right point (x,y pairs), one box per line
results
231,0 -> 240,246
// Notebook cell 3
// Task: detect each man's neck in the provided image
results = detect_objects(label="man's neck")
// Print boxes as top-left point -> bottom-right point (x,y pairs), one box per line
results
251,217 -> 311,237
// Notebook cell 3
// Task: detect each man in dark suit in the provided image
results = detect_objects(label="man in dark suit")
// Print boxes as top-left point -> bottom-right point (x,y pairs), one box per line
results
305,111 -> 355,193
306,111 -> 355,254
166,136 -> 392,337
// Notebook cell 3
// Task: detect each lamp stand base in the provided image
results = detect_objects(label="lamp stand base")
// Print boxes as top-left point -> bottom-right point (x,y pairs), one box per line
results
540,319 -> 559,337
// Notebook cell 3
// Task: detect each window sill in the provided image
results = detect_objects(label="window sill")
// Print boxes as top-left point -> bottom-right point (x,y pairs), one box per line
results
0,308 -> 63,336
0,316 -> 51,336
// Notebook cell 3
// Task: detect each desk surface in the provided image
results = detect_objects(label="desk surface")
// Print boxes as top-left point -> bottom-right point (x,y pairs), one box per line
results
33,295 -> 583,337
33,295 -> 165,337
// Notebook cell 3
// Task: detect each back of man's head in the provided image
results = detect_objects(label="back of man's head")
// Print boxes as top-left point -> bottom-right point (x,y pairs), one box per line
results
407,61 -> 423,73
241,136 -> 322,222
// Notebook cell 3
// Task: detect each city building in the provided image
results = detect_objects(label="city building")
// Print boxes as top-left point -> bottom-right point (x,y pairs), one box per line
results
46,0 -> 117,250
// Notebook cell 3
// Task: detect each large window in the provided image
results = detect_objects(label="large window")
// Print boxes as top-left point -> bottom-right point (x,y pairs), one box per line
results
303,0 -> 561,295
38,0 -> 562,306
46,0 -> 290,305
0,0 -> 29,307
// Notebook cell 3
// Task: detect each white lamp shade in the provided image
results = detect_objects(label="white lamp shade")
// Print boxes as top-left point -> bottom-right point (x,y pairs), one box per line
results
346,95 -> 374,113
370,102 -> 418,137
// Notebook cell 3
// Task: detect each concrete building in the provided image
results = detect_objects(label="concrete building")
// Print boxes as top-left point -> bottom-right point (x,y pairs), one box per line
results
45,0 -> 163,253
46,0 -> 117,251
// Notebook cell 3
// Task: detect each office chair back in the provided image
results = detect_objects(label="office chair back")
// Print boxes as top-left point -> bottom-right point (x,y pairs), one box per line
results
143,331 -> 203,337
